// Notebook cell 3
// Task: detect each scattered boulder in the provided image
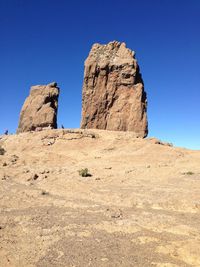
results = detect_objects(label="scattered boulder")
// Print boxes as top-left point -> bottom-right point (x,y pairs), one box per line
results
148,138 -> 173,147
17,83 -> 59,133
81,41 -> 148,137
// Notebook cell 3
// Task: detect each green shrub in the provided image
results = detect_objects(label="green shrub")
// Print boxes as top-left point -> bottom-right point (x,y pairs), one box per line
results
78,168 -> 91,177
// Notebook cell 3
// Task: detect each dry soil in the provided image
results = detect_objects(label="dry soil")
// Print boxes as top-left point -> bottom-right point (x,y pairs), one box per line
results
0,129 -> 200,267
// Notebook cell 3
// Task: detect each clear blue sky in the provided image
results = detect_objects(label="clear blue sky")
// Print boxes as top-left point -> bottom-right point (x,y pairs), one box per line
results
0,0 -> 199,149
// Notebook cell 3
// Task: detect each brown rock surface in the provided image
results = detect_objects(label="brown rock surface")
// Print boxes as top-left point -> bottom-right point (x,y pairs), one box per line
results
81,41 -> 148,137
17,82 -> 59,133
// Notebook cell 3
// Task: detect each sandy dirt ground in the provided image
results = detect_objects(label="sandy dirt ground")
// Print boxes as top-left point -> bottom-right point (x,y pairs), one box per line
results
0,129 -> 200,267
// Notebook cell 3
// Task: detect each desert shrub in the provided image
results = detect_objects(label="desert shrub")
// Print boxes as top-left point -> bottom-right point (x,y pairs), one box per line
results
78,168 -> 91,177
0,146 -> 6,155
184,171 -> 194,175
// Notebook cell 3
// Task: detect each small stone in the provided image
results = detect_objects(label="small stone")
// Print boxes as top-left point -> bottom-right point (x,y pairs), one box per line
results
27,173 -> 39,181
10,155 -> 19,163
33,174 -> 39,180
41,190 -> 49,195
101,258 -> 109,262
2,175 -> 8,180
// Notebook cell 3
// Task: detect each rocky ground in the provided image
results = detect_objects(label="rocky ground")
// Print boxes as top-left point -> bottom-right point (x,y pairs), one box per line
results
0,129 -> 200,267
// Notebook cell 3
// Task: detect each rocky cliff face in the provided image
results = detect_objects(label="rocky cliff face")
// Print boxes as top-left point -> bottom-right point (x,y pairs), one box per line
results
17,82 -> 59,133
81,41 -> 148,137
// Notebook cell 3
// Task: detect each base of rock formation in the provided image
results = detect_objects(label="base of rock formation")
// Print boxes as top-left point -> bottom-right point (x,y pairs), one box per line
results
0,129 -> 200,267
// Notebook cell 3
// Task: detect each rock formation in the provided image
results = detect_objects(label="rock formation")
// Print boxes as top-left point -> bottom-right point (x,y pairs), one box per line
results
17,82 -> 59,133
81,41 -> 148,137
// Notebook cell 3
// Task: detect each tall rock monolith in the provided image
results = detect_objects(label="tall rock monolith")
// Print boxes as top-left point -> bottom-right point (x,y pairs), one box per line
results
17,82 -> 59,133
81,41 -> 148,137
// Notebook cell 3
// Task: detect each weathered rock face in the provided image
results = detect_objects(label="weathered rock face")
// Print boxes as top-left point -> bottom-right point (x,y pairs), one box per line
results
81,41 -> 148,137
17,82 -> 59,133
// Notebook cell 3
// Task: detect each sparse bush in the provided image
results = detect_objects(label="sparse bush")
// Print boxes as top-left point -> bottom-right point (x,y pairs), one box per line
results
78,168 -> 91,177
0,146 -> 6,155
184,171 -> 194,175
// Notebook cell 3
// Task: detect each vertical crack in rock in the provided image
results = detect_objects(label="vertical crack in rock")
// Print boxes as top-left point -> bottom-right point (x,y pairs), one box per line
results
17,82 -> 59,133
81,41 -> 148,137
